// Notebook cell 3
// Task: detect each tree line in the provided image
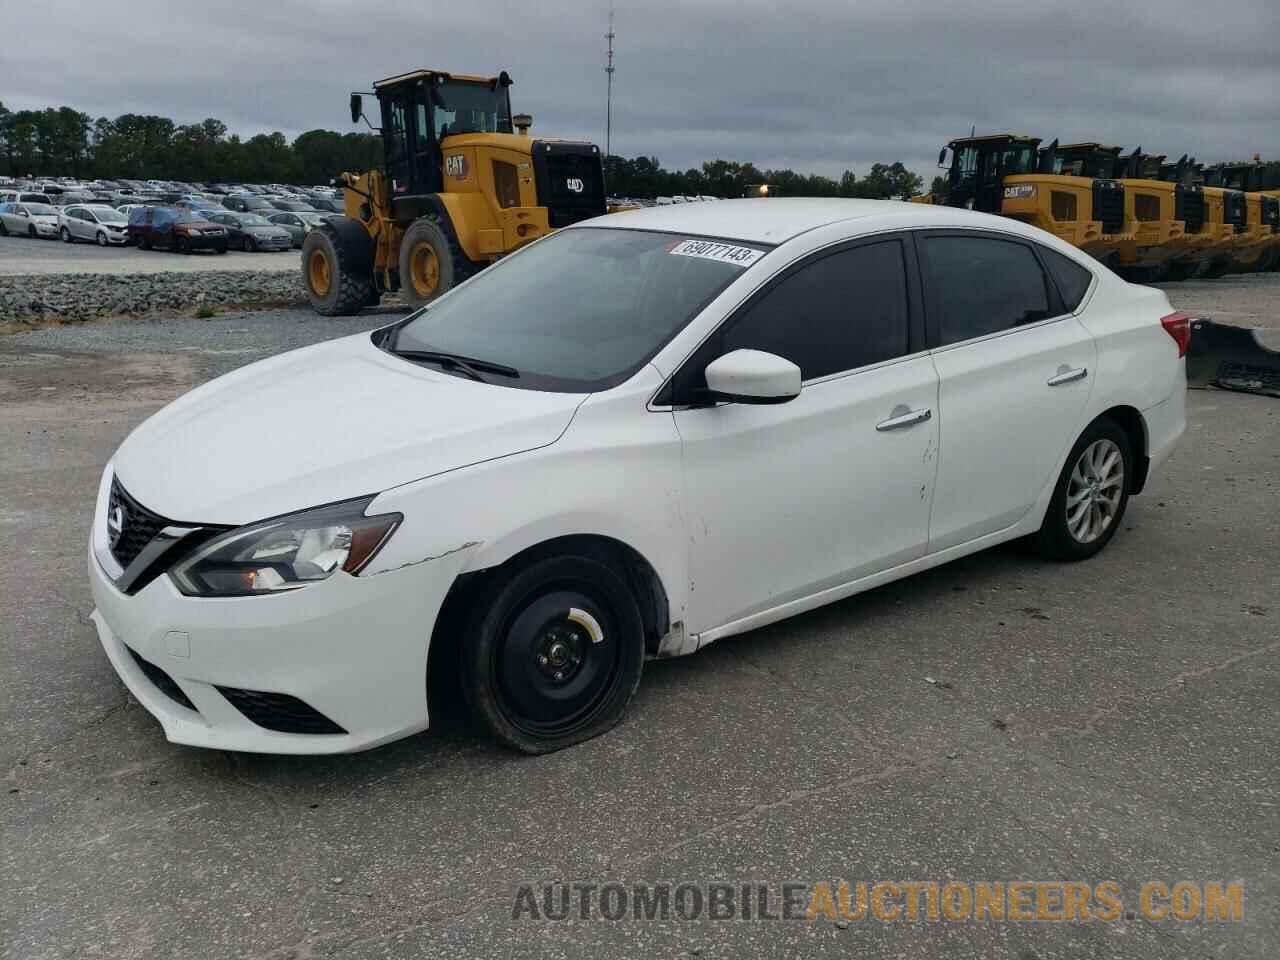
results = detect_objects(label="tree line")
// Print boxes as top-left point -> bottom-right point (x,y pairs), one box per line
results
0,100 -> 926,197
605,155 -> 923,199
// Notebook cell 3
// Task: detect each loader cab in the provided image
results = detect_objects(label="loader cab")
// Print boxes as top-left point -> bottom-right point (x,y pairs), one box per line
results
1203,162 -> 1264,193
1043,143 -> 1123,180
940,135 -> 1040,212
369,69 -> 514,198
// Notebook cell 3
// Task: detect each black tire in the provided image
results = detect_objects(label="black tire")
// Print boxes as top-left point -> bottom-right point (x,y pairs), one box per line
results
96,231 -> 109,247
175,235 -> 191,254
397,215 -> 474,308
242,236 -> 256,253
1034,418 -> 1133,561
214,243 -> 228,254
28,225 -> 37,239
138,236 -> 151,250
0,220 -> 8,236
60,226 -> 73,243
301,218 -> 374,316
461,555 -> 645,754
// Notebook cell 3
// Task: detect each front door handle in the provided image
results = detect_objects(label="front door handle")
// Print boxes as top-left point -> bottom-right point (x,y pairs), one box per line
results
1047,366 -> 1088,387
876,406 -> 932,432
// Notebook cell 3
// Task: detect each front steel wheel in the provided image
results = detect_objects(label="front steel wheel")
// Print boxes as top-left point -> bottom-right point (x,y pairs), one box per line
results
1035,418 -> 1133,561
462,555 -> 645,753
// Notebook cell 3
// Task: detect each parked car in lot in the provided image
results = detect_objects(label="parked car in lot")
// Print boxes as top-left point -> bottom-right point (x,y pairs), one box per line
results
0,190 -> 54,207
266,210 -> 328,247
266,198 -> 315,212
305,196 -> 344,213
0,202 -> 60,238
127,206 -> 228,253
203,211 -> 292,252
58,204 -> 130,245
222,193 -> 277,214
86,199 -> 1187,756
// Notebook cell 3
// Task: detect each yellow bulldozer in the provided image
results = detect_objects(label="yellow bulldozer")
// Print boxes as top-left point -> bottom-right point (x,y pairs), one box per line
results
302,68 -> 606,315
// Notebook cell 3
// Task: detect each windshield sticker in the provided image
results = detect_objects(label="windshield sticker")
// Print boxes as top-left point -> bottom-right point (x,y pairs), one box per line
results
667,239 -> 763,268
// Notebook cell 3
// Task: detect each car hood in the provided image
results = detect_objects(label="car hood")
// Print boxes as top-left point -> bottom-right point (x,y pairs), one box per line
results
111,333 -> 586,525
248,226 -> 288,236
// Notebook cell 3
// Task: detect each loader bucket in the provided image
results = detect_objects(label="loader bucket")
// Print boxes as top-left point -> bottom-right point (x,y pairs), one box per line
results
1187,319 -> 1280,398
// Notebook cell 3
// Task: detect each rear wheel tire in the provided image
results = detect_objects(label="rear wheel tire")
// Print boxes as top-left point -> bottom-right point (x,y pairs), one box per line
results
301,219 -> 375,316
461,555 -> 645,754
1034,418 -> 1133,561
397,215 -> 473,308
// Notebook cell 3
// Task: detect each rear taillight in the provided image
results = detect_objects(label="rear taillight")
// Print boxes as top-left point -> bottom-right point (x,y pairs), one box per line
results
1160,311 -> 1192,358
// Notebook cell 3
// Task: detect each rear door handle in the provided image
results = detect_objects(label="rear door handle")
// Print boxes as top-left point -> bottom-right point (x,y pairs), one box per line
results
876,406 -> 932,431
1047,367 -> 1088,387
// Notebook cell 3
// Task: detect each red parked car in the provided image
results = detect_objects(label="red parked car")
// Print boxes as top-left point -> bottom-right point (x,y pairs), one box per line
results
127,206 -> 228,253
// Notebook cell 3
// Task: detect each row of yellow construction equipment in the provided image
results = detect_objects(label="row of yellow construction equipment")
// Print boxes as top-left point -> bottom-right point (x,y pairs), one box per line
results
917,135 -> 1280,281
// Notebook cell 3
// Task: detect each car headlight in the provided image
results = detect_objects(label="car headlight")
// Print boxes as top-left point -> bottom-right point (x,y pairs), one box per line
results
170,497 -> 401,597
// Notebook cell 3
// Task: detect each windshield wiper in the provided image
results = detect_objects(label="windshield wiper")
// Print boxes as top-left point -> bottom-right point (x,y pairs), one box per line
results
389,349 -> 520,381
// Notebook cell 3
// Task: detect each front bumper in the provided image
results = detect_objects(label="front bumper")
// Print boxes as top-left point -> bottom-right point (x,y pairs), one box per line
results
33,222 -> 59,237
86,471 -> 468,754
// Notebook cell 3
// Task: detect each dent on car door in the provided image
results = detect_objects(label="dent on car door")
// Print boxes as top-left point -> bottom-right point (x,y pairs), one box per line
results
918,231 -> 1096,552
670,235 -> 939,636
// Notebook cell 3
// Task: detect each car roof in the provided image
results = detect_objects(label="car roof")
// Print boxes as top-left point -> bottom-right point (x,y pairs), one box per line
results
571,197 -> 1040,245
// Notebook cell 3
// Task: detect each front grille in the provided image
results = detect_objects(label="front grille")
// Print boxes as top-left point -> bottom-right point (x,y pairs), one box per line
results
1224,190 -> 1247,233
108,478 -> 171,569
1261,196 -> 1279,231
531,142 -> 607,228
1092,179 -> 1125,233
216,687 -> 347,735
127,646 -> 198,712
1182,186 -> 1205,234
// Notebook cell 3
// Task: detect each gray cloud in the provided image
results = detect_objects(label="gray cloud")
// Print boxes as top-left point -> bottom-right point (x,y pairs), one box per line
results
2,0 -> 1277,180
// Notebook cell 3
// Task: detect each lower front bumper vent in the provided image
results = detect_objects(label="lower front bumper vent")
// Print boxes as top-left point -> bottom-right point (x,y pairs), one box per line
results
216,686 -> 347,735
126,646 -> 198,712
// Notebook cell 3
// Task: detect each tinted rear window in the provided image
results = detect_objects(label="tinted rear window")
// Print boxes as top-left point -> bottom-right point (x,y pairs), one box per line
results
922,236 -> 1053,345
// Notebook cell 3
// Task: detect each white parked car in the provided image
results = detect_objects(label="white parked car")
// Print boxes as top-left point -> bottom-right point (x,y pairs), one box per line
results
88,199 -> 1186,756
59,204 -> 130,245
0,201 -> 60,238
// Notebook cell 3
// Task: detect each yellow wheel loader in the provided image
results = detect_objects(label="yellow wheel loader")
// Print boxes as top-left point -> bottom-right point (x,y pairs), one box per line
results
933,136 -> 1134,268
303,68 -> 605,315
1203,162 -> 1277,273
1111,151 -> 1192,281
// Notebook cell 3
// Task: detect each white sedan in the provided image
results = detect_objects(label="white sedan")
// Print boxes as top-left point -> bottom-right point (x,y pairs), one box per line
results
88,199 -> 1186,755
0,201 -> 60,238
58,204 -> 130,245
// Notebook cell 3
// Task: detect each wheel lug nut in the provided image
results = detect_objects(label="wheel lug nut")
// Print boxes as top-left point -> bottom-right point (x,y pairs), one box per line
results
538,655 -> 547,665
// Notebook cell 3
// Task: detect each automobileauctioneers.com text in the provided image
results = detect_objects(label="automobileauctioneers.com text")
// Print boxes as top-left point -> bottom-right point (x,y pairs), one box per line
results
512,880 -> 1244,924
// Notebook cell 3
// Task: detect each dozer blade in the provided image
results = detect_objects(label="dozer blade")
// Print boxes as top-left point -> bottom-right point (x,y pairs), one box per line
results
1187,319 -> 1280,398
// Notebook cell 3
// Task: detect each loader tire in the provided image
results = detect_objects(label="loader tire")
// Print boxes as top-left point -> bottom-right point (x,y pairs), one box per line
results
302,218 -> 374,316
397,215 -> 475,309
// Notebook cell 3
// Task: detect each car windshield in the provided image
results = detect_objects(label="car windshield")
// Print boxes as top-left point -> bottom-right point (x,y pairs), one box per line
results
24,204 -> 56,216
390,227 -> 767,392
239,214 -> 269,226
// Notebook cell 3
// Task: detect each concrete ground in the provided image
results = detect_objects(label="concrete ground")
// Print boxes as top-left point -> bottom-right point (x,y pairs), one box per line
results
1,287 -> 1277,958
0,234 -> 296,276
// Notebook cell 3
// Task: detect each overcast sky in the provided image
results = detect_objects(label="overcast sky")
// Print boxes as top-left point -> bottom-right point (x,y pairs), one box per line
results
3,0 -> 1277,180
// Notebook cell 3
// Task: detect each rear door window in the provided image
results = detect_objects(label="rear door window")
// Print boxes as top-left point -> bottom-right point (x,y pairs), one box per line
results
920,235 -> 1056,346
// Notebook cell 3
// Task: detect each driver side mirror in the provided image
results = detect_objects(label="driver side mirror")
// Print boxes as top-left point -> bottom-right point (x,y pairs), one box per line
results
701,349 -> 801,405
349,93 -> 363,125
938,148 -> 948,167
18,210 -> 29,217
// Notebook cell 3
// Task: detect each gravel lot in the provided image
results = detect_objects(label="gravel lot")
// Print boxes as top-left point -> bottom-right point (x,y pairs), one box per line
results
0,234 -> 297,275
2,281 -> 1277,959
